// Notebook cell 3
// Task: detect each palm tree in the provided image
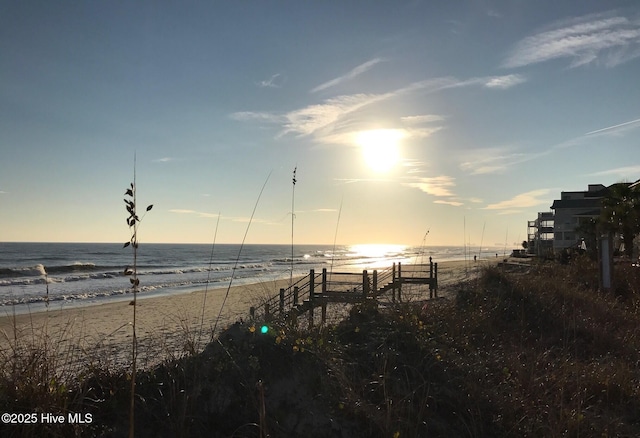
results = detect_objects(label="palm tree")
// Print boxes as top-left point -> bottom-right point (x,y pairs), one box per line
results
599,182 -> 640,258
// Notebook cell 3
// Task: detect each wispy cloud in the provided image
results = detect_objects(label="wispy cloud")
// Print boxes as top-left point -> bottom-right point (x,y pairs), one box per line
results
584,117 -> 640,136
504,12 -> 640,68
232,73 -> 524,145
553,116 -> 640,150
310,58 -> 384,93
459,146 -> 540,175
312,208 -> 338,213
483,189 -> 552,210
153,157 -> 174,163
257,73 -> 285,88
589,165 -> 640,178
434,199 -> 463,207
400,114 -> 445,124
169,209 -> 219,219
402,175 -> 456,197
171,211 -> 278,225
230,111 -> 284,123
281,93 -> 390,137
484,74 -> 527,89
0,190 -> 6,194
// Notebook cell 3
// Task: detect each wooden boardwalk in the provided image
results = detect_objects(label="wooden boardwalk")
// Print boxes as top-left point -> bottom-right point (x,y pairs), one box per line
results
250,260 -> 438,327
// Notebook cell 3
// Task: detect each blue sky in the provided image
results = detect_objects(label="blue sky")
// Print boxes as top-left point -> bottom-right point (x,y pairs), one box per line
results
1,1 -> 639,246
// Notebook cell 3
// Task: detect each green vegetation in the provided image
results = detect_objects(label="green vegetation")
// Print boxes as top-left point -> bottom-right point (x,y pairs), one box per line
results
123,169 -> 154,438
600,182 -> 640,258
1,258 -> 639,437
577,182 -> 640,259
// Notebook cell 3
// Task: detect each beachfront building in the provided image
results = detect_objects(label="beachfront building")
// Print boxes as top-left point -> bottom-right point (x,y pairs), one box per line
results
550,184 -> 607,251
527,211 -> 554,256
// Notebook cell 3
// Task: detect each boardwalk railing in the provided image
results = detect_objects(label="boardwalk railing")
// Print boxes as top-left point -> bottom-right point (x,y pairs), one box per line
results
250,260 -> 438,326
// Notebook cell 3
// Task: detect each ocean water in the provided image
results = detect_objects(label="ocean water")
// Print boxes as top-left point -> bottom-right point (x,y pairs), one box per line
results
0,242 -> 503,313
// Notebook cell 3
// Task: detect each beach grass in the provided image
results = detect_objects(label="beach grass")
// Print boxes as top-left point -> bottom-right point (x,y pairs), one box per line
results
1,257 -> 639,437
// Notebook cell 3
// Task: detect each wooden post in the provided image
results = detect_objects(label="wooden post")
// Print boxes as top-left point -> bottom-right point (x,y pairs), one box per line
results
293,286 -> 299,306
599,234 -> 614,291
397,262 -> 402,302
321,302 -> 327,325
429,260 -> 434,299
434,262 -> 438,297
250,306 -> 255,320
309,269 -> 315,302
372,270 -> 378,299
264,303 -> 270,322
392,262 -> 396,302
362,270 -> 369,299
322,268 -> 327,294
309,269 -> 315,328
279,288 -> 285,314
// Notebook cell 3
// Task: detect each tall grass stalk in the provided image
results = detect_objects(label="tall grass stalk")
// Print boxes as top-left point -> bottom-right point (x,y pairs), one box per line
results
123,155 -> 153,438
503,226 -> 509,257
329,194 -> 344,282
197,212 -> 221,351
478,221 -> 486,260
413,228 -> 430,265
212,171 -> 271,337
464,216 -> 468,276
290,166 -> 297,289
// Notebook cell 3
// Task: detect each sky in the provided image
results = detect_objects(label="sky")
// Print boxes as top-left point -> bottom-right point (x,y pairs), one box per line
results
1,1 -> 640,246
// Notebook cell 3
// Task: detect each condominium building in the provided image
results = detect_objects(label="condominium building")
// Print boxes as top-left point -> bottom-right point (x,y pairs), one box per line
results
527,211 -> 554,256
550,184 -> 606,251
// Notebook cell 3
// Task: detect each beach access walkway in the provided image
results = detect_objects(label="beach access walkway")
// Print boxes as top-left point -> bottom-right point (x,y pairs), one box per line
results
251,260 -> 438,327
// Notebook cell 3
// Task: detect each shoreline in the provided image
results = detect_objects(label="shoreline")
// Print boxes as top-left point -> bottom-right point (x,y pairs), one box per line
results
0,258 -> 502,367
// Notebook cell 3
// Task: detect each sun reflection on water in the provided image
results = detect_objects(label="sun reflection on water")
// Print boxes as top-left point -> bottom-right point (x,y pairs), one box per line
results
348,244 -> 407,259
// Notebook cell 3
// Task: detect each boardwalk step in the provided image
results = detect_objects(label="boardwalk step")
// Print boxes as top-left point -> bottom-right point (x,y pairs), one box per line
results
256,262 -> 438,319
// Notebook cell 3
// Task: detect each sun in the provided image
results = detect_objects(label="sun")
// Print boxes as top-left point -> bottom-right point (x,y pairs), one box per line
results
356,129 -> 403,173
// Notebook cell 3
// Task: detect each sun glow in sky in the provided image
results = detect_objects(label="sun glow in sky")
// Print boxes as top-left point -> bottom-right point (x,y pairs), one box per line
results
1,2 -> 639,246
357,129 -> 402,173
357,129 -> 403,173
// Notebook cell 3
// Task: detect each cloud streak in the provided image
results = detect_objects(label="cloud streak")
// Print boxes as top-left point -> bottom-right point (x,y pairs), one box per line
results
169,209 -> 219,219
400,114 -> 445,124
504,12 -> 640,68
484,74 -> 527,89
402,175 -> 456,197
434,199 -> 463,207
257,73 -> 285,88
584,117 -> 640,136
459,147 -> 541,175
310,58 -> 384,93
281,93 -> 391,137
589,165 -> 640,178
483,189 -> 552,210
231,73 -> 525,146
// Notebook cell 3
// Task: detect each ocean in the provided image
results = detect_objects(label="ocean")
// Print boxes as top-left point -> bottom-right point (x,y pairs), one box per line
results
0,242 -> 503,314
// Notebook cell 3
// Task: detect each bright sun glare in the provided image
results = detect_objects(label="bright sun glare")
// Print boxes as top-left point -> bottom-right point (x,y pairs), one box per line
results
356,129 -> 403,173
350,243 -> 406,258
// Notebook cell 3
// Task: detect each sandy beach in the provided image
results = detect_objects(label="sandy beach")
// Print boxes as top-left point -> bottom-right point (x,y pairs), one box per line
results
0,258 -> 501,369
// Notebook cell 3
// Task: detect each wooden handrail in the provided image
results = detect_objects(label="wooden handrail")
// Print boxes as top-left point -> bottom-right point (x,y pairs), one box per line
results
253,260 -> 438,322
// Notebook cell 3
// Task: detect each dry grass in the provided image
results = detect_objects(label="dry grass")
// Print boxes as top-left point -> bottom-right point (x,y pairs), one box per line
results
1,258 -> 639,437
